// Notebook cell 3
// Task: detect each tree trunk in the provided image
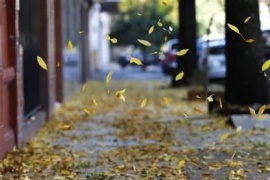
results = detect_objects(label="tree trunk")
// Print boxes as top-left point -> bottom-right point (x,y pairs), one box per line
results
171,0 -> 197,87
225,0 -> 269,105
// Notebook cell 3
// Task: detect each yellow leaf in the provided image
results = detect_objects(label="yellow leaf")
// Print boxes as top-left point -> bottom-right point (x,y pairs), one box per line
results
175,71 -> 184,81
116,89 -> 126,102
258,105 -> 266,116
194,107 -> 204,114
227,23 -> 241,35
137,13 -> 142,16
206,94 -> 214,102
220,132 -> 229,142
140,98 -> 147,108
106,71 -> 113,84
60,124 -> 72,131
84,109 -> 90,115
105,34 -> 111,40
92,99 -> 98,106
81,85 -> 86,92
264,72 -> 267,77
245,39 -> 254,43
37,56 -> 48,70
130,57 -> 143,65
248,107 -> 256,115
57,61 -> 60,67
164,35 -> 167,41
169,26 -> 173,31
79,30 -> 85,34
157,19 -> 163,27
163,97 -> 171,105
196,95 -> 201,99
110,38 -> 118,43
236,126 -> 242,133
178,160 -> 185,168
161,0 -> 167,6
68,40 -> 73,51
182,113 -> 188,118
219,98 -> 223,109
119,95 -> 126,102
244,16 -> 251,23
137,39 -> 151,46
257,114 -> 269,121
261,59 -> 270,72
175,49 -> 189,56
148,26 -> 154,35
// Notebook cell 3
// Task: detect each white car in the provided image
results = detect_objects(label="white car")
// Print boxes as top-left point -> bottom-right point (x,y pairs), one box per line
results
197,39 -> 226,79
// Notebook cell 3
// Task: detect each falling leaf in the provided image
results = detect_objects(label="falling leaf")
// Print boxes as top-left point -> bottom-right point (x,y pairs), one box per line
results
164,35 -> 168,41
130,57 -> 143,65
157,19 -> 163,27
264,72 -> 267,77
105,34 -> 111,40
106,71 -> 113,84
37,56 -> 48,70
196,95 -> 201,99
140,98 -> 147,108
194,107 -> 204,114
178,160 -> 185,168
92,99 -> 98,106
84,109 -> 90,115
219,98 -> 223,109
258,105 -> 266,116
57,61 -> 61,67
236,126 -> 242,133
68,40 -> 73,51
137,13 -> 142,16
148,26 -> 154,35
162,0 -> 167,6
163,97 -> 171,105
227,23 -> 241,35
81,85 -> 86,92
220,132 -> 229,142
110,38 -> 118,43
245,39 -> 255,43
244,16 -> 251,23
182,113 -> 188,118
79,30 -> 85,34
137,39 -> 151,46
175,71 -> 184,81
175,49 -> 189,56
60,124 -> 72,131
115,89 -> 126,102
261,59 -> 270,72
206,94 -> 214,102
248,107 -> 256,115
169,26 -> 173,31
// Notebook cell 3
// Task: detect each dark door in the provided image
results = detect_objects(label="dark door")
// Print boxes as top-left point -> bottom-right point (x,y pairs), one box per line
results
19,0 -> 41,118
0,0 -> 16,158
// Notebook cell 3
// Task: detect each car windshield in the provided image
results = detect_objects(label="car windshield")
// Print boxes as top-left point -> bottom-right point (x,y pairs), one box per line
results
209,45 -> 225,55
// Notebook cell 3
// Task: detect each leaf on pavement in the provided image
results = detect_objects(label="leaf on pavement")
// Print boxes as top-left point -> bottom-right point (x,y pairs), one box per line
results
163,97 -> 171,105
140,98 -> 147,108
115,89 -> 126,102
37,56 -> 48,70
206,94 -> 214,102
92,99 -> 98,106
220,132 -> 229,142
60,124 -> 72,131
245,39 -> 254,43
178,160 -> 185,168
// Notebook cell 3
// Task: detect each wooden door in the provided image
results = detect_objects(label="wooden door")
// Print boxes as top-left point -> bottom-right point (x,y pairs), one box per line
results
0,0 -> 16,158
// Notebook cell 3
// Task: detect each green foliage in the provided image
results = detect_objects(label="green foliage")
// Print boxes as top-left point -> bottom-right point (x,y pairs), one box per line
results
110,0 -> 178,51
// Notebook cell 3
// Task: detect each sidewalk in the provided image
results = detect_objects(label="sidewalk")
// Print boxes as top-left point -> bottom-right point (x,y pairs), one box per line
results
1,81 -> 270,179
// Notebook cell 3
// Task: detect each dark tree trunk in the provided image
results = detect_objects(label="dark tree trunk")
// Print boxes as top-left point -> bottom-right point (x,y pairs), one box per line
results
225,0 -> 269,105
171,0 -> 197,87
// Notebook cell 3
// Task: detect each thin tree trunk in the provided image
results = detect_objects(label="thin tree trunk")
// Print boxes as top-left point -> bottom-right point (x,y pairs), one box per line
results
225,0 -> 269,105
171,0 -> 197,87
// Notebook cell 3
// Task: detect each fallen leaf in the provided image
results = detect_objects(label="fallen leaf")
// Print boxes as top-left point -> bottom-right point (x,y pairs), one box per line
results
244,16 -> 251,23
84,109 -> 90,115
175,71 -> 184,81
148,26 -> 154,35
261,59 -> 270,72
137,39 -> 151,46
219,98 -> 223,109
206,94 -> 214,102
236,126 -> 242,133
157,19 -> 163,27
130,57 -> 143,65
37,56 -> 48,70
194,107 -> 204,114
68,40 -> 73,51
175,49 -> 189,56
163,97 -> 171,105
92,99 -> 98,106
227,23 -> 241,35
106,71 -> 113,84
81,85 -> 86,92
248,107 -> 256,115
140,98 -> 147,108
111,38 -> 118,43
245,39 -> 255,43
116,89 -> 126,102
258,105 -> 266,116
220,132 -> 229,142
178,160 -> 185,168
60,124 -> 72,131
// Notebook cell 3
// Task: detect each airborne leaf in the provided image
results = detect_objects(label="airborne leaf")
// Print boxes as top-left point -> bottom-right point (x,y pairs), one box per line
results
206,94 -> 214,102
130,57 -> 143,65
220,133 -> 229,142
106,71 -> 113,84
258,105 -> 266,116
261,60 -> 270,72
169,26 -> 173,31
68,40 -> 73,51
84,109 -> 90,115
175,71 -> 184,81
37,56 -> 48,70
79,30 -> 85,34
245,39 -> 255,43
60,124 -> 72,131
157,19 -> 163,27
105,34 -> 111,40
110,38 -> 118,43
140,98 -> 147,108
115,89 -> 126,102
248,107 -> 256,115
81,85 -> 86,92
148,26 -> 154,35
137,39 -> 151,46
227,23 -> 241,35
244,16 -> 251,23
219,98 -> 223,109
162,0 -> 167,6
175,49 -> 189,56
